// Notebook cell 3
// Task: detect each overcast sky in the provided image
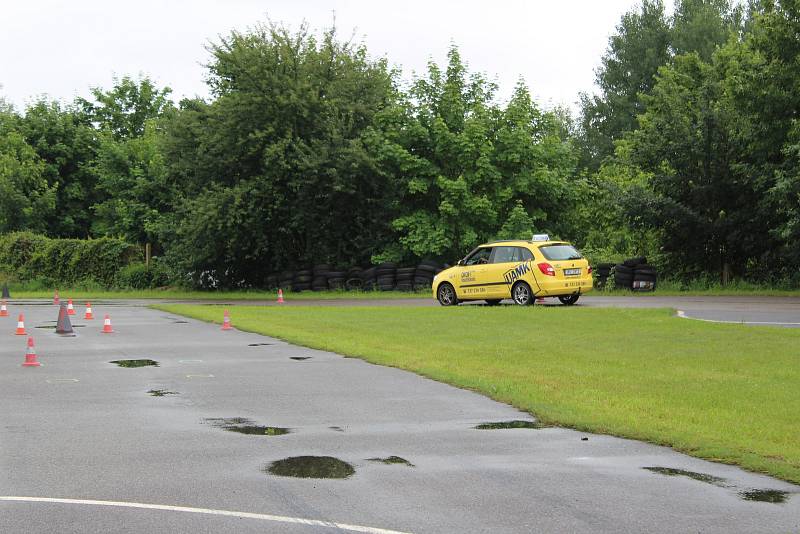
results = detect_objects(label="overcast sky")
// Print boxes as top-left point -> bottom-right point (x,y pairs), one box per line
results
0,0 -> 666,114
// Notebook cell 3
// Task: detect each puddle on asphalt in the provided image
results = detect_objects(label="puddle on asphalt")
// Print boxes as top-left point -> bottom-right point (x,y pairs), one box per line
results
739,489 -> 790,503
173,320 -> 189,324
643,467 -> 727,486
248,343 -> 273,347
203,417 -> 290,436
367,456 -> 414,467
35,324 -> 85,328
475,420 -> 544,430
110,359 -> 159,368
266,456 -> 355,479
329,426 -> 345,432
148,389 -> 178,397
290,356 -> 311,361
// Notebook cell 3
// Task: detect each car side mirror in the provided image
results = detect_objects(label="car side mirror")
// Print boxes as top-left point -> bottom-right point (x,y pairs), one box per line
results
457,259 -> 465,266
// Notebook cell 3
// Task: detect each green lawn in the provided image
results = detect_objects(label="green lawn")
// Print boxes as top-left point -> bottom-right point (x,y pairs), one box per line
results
155,303 -> 800,484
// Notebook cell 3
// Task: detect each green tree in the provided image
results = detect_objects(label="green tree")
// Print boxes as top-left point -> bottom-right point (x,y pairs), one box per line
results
0,129 -> 56,233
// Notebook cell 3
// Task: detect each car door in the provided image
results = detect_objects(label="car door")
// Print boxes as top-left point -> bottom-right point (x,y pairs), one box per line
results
488,246 -> 532,298
455,247 -> 494,299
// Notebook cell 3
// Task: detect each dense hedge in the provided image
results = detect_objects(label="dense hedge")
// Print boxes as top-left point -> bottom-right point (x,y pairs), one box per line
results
0,232 -> 140,287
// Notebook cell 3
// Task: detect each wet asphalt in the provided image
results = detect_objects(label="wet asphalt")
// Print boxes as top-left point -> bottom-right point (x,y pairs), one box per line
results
0,301 -> 799,533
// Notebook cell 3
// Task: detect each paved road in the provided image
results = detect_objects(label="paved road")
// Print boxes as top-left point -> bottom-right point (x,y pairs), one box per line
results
1,303 -> 798,533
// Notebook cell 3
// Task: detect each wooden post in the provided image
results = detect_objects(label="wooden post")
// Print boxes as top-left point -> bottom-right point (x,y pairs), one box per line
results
145,243 -> 152,267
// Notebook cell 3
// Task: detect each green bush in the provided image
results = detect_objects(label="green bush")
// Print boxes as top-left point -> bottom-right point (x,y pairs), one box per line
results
0,232 -> 140,287
114,260 -> 171,289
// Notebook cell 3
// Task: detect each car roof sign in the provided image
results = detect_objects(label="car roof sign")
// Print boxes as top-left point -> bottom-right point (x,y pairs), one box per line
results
531,234 -> 550,241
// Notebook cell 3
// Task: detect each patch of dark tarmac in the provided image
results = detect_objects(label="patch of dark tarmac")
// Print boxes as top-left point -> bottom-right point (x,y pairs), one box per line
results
367,456 -> 414,467
739,489 -> 790,503
203,417 -> 290,436
266,456 -> 355,479
290,356 -> 311,361
110,359 -> 159,368
475,420 -> 544,430
643,467 -> 727,486
148,389 -> 178,397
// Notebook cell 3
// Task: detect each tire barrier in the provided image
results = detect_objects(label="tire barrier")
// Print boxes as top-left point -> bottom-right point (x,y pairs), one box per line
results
611,257 -> 657,291
268,260 -> 446,293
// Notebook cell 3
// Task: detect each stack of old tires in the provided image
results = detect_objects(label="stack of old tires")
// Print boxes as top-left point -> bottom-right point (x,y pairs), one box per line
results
279,271 -> 294,291
360,267 -> 377,290
594,263 -> 614,288
376,262 -> 396,291
311,265 -> 330,291
345,267 -> 363,290
395,267 -> 416,291
614,257 -> 657,291
292,269 -> 313,292
413,260 -> 440,291
327,268 -> 347,290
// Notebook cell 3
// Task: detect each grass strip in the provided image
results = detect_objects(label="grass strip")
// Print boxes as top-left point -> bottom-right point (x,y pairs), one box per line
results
155,303 -> 800,484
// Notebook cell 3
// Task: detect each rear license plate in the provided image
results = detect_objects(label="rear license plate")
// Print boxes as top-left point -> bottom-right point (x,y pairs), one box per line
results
564,268 -> 581,276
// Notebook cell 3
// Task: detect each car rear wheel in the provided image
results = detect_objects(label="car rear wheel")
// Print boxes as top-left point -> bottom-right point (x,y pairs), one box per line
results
437,283 -> 458,306
512,282 -> 534,306
558,295 -> 580,305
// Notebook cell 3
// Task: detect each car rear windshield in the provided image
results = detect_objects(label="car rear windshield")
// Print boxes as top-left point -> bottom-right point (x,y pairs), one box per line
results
539,244 -> 582,261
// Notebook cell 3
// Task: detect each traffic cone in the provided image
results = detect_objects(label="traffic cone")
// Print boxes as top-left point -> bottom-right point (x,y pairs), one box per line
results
22,337 -> 40,367
277,289 -> 285,304
84,302 -> 94,320
102,314 -> 114,333
0,300 -> 8,317
56,303 -> 74,335
221,309 -> 233,331
66,299 -> 75,315
53,289 -> 60,305
15,314 -> 27,335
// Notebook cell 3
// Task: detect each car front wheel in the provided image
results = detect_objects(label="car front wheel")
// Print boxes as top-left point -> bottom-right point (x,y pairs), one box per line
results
512,282 -> 534,306
437,283 -> 458,306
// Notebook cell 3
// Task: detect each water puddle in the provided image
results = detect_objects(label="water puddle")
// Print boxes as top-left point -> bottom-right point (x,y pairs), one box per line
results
248,343 -> 273,347
739,489 -> 790,503
329,426 -> 345,432
475,420 -> 543,430
266,456 -> 355,479
173,320 -> 189,324
110,359 -> 159,368
643,467 -> 727,486
367,456 -> 414,467
148,389 -> 178,397
203,417 -> 290,436
290,356 -> 311,361
36,324 -> 85,328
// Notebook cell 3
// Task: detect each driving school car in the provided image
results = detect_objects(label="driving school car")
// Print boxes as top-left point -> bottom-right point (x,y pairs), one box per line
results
432,235 -> 593,306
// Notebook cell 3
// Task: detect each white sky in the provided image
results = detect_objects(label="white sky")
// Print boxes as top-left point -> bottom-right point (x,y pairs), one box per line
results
0,0 -> 662,114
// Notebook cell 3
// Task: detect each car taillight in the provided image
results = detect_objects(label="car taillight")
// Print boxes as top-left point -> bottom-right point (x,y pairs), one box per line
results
588,266 -> 593,275
537,263 -> 555,276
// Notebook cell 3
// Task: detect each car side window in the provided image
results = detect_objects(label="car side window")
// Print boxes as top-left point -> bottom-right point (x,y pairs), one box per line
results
491,246 -> 516,264
518,247 -> 533,261
465,247 -> 493,265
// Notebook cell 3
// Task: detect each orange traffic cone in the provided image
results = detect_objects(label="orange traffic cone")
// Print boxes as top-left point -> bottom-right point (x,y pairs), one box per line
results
22,337 -> 40,367
101,314 -> 114,333
0,300 -> 8,317
53,289 -> 60,305
277,289 -> 285,304
84,302 -> 94,320
221,309 -> 233,330
67,299 -> 75,315
15,313 -> 26,335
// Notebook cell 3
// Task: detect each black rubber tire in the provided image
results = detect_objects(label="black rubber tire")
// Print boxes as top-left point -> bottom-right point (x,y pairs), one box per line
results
485,299 -> 502,306
633,273 -> 657,282
437,283 -> 458,306
558,295 -> 580,305
614,264 -> 633,275
512,282 -> 534,306
623,257 -> 647,267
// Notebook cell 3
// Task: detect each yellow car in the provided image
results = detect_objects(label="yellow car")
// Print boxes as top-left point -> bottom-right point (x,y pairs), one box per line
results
432,236 -> 593,306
